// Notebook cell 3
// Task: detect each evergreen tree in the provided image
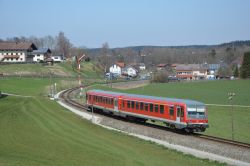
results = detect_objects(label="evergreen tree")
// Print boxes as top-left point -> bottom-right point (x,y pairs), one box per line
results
240,52 -> 250,79
233,65 -> 239,78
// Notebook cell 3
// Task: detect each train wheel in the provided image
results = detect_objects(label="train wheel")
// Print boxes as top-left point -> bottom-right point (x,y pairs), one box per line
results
185,128 -> 194,133
170,124 -> 176,130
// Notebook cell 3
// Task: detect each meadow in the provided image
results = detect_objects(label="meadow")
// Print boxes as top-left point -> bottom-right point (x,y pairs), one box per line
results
0,78 -> 223,166
91,79 -> 250,143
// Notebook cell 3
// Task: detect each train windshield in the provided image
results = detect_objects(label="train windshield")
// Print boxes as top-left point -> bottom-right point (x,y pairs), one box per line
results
187,106 -> 206,119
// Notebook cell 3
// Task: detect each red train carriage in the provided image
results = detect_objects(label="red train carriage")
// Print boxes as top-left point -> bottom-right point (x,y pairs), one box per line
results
86,89 -> 208,132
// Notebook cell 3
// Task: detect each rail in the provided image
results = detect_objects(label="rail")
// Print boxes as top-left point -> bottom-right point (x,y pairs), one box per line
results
60,87 -> 250,150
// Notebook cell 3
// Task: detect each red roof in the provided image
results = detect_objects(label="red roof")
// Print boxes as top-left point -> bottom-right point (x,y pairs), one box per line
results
157,64 -> 167,67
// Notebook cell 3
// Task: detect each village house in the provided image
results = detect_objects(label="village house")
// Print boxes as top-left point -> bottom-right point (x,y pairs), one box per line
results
175,64 -> 208,80
138,63 -> 146,70
0,42 -> 37,63
156,63 -> 168,70
205,64 -> 220,80
122,65 -> 138,77
32,48 -> 52,62
109,62 -> 125,76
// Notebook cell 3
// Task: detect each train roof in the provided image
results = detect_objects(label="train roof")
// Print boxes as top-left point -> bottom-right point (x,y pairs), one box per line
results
88,89 -> 205,107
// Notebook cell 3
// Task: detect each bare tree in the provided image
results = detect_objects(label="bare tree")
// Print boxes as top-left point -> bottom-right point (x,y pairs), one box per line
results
100,42 -> 110,72
43,35 -> 56,50
56,31 -> 72,58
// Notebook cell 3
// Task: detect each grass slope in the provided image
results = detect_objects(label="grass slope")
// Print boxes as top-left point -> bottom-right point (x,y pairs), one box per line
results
0,96 -> 223,166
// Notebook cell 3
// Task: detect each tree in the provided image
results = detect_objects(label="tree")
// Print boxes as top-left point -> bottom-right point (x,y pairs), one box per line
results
56,31 -> 72,58
100,42 -> 110,72
218,66 -> 232,78
225,47 -> 236,64
43,35 -> 56,50
240,52 -> 250,79
233,65 -> 239,78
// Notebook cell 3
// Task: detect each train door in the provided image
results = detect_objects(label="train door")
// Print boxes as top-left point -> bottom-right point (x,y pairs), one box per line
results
114,98 -> 118,112
176,106 -> 184,123
176,106 -> 181,123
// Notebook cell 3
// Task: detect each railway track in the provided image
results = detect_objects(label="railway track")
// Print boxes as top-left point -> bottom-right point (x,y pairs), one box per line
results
60,87 -> 250,150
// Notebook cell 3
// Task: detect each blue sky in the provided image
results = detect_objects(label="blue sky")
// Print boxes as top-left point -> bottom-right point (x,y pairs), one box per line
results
0,0 -> 250,48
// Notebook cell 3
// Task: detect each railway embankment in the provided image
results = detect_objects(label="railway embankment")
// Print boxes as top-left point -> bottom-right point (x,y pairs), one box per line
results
56,89 -> 250,166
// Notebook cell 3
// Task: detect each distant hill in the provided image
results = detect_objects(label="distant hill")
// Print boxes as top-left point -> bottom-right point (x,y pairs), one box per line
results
85,40 -> 250,65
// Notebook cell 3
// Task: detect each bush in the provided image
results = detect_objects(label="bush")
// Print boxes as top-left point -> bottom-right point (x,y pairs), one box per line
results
151,71 -> 169,83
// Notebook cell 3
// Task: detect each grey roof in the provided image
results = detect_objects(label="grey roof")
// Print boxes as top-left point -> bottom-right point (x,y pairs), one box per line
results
88,89 -> 205,107
32,48 -> 51,54
175,64 -> 207,71
208,64 -> 220,70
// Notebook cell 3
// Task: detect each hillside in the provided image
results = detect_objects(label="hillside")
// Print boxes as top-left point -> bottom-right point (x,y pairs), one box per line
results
86,40 -> 250,66
0,61 -> 103,79
0,78 -> 223,166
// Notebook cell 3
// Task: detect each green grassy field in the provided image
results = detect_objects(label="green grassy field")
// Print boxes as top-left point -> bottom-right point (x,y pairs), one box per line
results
0,78 -> 224,165
91,80 -> 250,143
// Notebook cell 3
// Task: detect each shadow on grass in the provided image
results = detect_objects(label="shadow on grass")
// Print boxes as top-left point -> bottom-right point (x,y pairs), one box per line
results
0,94 -> 8,99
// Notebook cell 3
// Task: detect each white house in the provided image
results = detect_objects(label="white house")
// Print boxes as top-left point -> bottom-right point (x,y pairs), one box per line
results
139,63 -> 146,70
32,48 -> 52,62
0,42 -> 37,62
109,62 -> 125,76
109,64 -> 122,76
122,66 -> 138,77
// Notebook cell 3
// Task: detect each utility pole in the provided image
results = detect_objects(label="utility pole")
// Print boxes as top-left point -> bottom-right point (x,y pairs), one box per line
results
228,92 -> 236,140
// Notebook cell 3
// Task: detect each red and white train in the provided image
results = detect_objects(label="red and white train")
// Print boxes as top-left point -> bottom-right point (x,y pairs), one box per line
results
86,89 -> 209,132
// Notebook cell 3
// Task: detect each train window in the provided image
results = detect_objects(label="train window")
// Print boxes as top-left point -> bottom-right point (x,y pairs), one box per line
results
140,102 -> 144,110
154,105 -> 159,113
131,101 -> 135,108
136,102 -> 139,110
111,99 -> 114,105
170,106 -> 174,116
150,104 -> 153,112
144,103 -> 148,111
160,105 -> 164,114
127,101 -> 131,108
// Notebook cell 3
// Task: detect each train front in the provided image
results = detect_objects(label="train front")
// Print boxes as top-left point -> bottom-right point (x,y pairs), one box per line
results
185,104 -> 209,132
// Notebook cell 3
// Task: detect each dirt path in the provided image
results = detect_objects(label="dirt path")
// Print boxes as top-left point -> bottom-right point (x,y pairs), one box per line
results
107,80 -> 150,89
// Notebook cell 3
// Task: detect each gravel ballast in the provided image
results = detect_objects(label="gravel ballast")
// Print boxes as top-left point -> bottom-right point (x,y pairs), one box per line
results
56,90 -> 250,166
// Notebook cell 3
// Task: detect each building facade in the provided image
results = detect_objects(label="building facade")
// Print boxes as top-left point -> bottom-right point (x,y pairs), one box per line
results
32,48 -> 52,62
0,42 -> 38,63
